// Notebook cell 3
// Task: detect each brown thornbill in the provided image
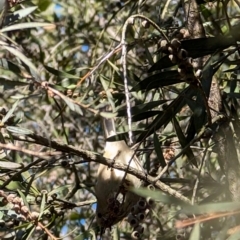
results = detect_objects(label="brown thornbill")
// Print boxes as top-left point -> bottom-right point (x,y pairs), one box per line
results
95,113 -> 142,229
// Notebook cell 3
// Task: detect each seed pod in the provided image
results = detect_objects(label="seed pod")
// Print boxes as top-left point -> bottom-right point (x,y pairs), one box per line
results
55,209 -> 64,217
147,197 -> 155,207
160,39 -> 168,48
60,159 -> 69,168
17,215 -> 26,222
7,194 -> 15,202
12,197 -> 21,205
195,69 -> 202,78
66,89 -> 73,96
186,57 -> 193,66
52,193 -> 57,199
21,206 -> 29,215
131,205 -> 139,214
44,211 -> 52,219
13,204 -> 20,213
20,198 -> 24,207
128,213 -> 139,228
5,221 -> 14,228
35,225 -> 42,232
147,184 -> 155,191
134,225 -> 144,234
137,199 -> 147,211
175,32 -> 184,40
159,39 -> 168,52
136,212 -> 145,222
35,195 -> 42,204
0,220 -> 5,227
127,213 -> 135,222
1,197 -> 7,205
0,190 -> 5,196
142,20 -> 150,28
131,230 -> 140,239
41,190 -> 48,195
167,46 -> 174,54
178,67 -> 186,77
177,49 -> 188,60
171,38 -> 181,50
180,28 -> 190,39
169,54 -> 177,64
47,196 -> 54,204
128,17 -> 135,25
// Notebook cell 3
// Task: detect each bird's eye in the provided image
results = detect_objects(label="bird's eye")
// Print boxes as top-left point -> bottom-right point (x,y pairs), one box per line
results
97,213 -> 102,218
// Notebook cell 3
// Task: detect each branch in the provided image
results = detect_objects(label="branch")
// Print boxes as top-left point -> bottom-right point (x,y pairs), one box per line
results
9,133 -> 192,204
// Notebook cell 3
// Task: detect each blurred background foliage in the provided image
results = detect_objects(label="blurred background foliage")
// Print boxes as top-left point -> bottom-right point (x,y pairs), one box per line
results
0,0 -> 240,239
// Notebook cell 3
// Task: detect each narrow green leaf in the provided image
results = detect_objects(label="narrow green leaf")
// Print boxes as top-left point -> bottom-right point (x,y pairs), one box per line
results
2,45 -> 40,80
3,6 -> 39,26
0,179 -> 25,191
39,193 -> 46,219
1,100 -> 19,124
117,100 -> 167,116
38,0 -> 52,11
6,126 -> 34,135
224,65 -> 240,72
132,187 -> 190,206
132,111 -> 161,122
172,117 -> 197,167
0,59 -> 22,75
0,22 -> 55,33
61,95 -> 83,115
133,71 -> 181,91
227,231 -> 240,240
44,65 -> 80,79
99,111 -> 117,119
24,224 -> 35,240
0,78 -> 28,90
137,87 -> 195,142
148,55 -> 174,72
189,223 -> 200,240
181,202 -> 240,215
17,189 -> 30,209
48,185 -> 71,196
13,6 -> 38,19
0,161 -> 21,169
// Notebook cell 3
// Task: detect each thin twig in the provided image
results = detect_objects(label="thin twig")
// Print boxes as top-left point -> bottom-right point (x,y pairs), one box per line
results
191,140 -> 210,204
76,43 -> 122,87
121,14 -> 169,144
176,209 -> 240,228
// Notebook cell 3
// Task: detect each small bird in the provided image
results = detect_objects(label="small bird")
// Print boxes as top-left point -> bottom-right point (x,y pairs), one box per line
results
95,111 -> 142,229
